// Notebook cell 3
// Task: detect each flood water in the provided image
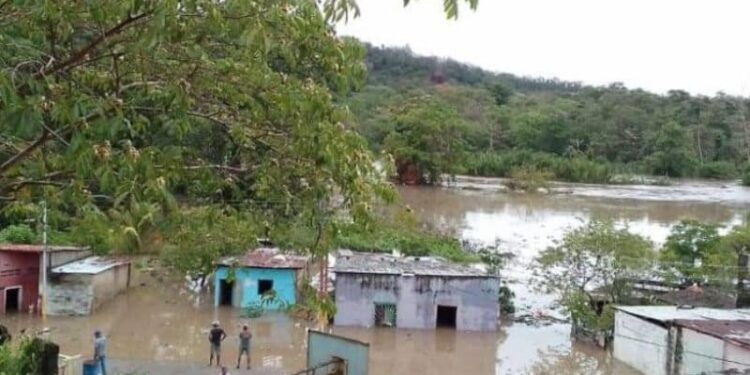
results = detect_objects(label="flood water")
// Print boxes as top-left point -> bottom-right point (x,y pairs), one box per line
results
399,176 -> 750,374
2,178 -> 749,374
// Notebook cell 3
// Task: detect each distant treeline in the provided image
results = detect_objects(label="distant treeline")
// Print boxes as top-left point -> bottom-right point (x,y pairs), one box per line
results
347,44 -> 750,184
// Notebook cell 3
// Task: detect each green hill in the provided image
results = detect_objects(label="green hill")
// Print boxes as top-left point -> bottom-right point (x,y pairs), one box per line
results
348,43 -> 750,184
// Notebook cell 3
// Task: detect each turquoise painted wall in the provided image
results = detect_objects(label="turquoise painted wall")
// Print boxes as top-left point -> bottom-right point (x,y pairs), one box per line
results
214,266 -> 297,309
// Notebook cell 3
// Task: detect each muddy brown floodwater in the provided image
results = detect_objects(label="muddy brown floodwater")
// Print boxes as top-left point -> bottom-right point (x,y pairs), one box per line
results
2,178 -> 748,375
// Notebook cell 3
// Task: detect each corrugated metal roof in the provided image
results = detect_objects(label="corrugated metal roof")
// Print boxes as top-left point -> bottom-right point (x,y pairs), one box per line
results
217,248 -> 309,269
0,244 -> 88,253
615,305 -> 750,322
674,319 -> 750,349
332,252 -> 489,277
51,256 -> 130,274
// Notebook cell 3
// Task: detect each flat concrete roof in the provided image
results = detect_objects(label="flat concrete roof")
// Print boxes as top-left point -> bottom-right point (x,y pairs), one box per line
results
615,305 -> 750,323
52,256 -> 130,275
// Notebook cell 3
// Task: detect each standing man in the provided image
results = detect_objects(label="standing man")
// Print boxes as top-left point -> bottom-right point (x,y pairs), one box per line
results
208,320 -> 227,367
93,330 -> 107,375
237,324 -> 252,370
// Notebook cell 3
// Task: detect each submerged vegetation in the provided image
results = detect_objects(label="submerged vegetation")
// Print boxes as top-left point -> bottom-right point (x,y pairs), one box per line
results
535,217 -> 750,333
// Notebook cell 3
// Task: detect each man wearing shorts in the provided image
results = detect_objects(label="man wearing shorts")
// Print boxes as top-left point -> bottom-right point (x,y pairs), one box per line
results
237,324 -> 252,370
208,321 -> 227,367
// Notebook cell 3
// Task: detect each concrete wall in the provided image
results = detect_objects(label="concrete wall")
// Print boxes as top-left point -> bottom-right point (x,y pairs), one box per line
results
47,274 -> 94,316
614,311 -> 670,375
48,264 -> 130,316
308,330 -> 369,375
91,263 -> 131,312
49,250 -> 91,269
679,327 -> 724,375
214,266 -> 297,309
724,342 -> 750,373
334,273 -> 499,331
0,251 -> 40,313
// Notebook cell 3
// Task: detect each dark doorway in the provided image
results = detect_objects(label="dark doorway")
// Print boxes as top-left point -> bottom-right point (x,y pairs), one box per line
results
436,305 -> 457,328
258,279 -> 274,296
219,279 -> 234,306
4,288 -> 20,313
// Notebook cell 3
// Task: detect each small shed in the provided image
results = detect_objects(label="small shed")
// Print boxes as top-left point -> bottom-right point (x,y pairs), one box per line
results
333,251 -> 499,331
613,305 -> 750,375
0,244 -> 90,314
47,256 -> 131,316
214,248 -> 310,310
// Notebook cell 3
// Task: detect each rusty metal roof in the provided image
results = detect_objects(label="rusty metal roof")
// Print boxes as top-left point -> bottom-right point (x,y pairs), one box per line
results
51,256 -> 130,274
675,319 -> 750,349
217,248 -> 309,269
332,251 -> 489,277
0,244 -> 89,253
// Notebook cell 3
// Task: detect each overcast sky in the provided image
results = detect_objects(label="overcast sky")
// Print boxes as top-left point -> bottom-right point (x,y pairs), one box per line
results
336,0 -> 750,97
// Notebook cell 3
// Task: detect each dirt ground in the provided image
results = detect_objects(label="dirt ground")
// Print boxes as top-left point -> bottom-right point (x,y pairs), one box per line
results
109,358 -> 285,375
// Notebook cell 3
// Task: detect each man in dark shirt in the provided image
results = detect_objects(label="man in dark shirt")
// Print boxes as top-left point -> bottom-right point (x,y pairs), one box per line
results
208,321 -> 227,367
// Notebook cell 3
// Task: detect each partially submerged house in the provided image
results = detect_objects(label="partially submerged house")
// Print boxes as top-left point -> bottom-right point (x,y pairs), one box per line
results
47,256 -> 131,316
214,248 -> 310,310
614,305 -> 750,375
0,244 -> 90,314
332,251 -> 499,331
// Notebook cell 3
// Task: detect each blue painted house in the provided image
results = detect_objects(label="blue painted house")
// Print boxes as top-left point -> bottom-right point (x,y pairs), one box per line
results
214,248 -> 310,310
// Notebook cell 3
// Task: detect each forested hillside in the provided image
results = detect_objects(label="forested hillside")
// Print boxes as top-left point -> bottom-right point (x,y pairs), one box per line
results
348,44 -> 750,184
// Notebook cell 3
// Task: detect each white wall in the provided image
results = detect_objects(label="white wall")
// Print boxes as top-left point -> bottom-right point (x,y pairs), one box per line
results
680,328 -> 724,375
614,311 -> 669,375
723,342 -> 750,373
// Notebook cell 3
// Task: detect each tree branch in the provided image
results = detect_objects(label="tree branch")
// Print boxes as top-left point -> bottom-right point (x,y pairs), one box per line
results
37,11 -> 152,77
0,130 -> 49,174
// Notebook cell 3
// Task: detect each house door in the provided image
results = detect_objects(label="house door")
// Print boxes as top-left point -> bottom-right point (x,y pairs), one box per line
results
219,279 -> 234,306
4,287 -> 21,313
436,305 -> 457,328
374,303 -> 397,327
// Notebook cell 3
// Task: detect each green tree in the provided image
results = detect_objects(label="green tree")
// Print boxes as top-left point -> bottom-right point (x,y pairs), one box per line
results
535,220 -> 655,327
0,0 -> 395,252
383,95 -> 468,184
660,220 -> 721,283
646,122 -> 697,177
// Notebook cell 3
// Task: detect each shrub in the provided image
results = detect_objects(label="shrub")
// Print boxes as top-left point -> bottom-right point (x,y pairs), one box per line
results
697,161 -> 737,180
0,225 -> 35,244
743,164 -> 750,186
505,166 -> 553,192
464,150 -> 611,184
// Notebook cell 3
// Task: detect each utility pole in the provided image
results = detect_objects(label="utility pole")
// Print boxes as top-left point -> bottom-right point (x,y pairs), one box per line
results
41,200 -> 48,317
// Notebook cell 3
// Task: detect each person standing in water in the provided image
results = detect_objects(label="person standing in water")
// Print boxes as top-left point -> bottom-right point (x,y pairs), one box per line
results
237,324 -> 252,370
93,330 -> 108,375
208,321 -> 227,367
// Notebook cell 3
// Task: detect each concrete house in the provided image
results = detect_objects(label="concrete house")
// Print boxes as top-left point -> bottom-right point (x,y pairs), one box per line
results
332,251 -> 500,331
0,244 -> 89,314
614,305 -> 750,375
47,256 -> 131,316
214,248 -> 310,310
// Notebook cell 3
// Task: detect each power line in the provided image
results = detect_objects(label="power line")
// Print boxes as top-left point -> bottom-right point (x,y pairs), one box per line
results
615,332 -> 750,369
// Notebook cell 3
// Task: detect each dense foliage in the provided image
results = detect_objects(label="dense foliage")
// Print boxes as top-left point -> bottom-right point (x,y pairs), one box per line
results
349,45 -> 750,183
0,0 -> 402,257
534,221 -> 655,330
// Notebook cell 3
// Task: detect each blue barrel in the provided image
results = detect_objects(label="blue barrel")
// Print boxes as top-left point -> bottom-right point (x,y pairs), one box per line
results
82,360 -> 100,375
